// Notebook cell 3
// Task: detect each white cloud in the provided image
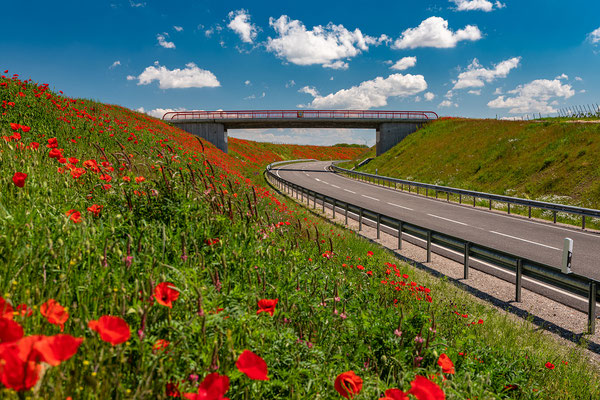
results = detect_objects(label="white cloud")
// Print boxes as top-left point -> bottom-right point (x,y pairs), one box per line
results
129,1 -> 145,8
468,90 -> 481,95
244,80 -> 251,86
109,60 -> 121,69
555,73 -> 568,80
285,80 -> 296,88
450,0 -> 504,12
493,87 -> 503,95
227,9 -> 258,44
424,92 -> 435,101
157,34 -> 175,49
439,100 -> 457,107
129,62 -> 220,89
266,15 -> 381,68
415,96 -> 421,102
390,56 -> 417,71
588,27 -> 600,44
137,107 -> 187,119
174,26 -> 183,32
205,28 -> 214,37
453,57 -> 520,89
575,76 -> 583,81
487,78 -> 575,114
300,73 -> 427,109
392,16 -> 481,49
299,86 -> 319,97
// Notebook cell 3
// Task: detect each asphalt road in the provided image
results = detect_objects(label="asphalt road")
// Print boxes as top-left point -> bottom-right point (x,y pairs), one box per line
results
272,161 -> 600,281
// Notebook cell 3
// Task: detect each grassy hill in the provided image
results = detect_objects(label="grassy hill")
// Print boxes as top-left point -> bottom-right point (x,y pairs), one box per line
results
1,72 -> 600,399
345,119 -> 600,209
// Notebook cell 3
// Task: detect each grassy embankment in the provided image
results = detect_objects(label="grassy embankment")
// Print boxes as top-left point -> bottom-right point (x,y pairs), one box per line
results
342,118 -> 600,227
1,73 -> 600,399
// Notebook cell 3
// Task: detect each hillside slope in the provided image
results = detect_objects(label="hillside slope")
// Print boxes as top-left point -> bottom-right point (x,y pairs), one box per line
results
349,119 -> 600,209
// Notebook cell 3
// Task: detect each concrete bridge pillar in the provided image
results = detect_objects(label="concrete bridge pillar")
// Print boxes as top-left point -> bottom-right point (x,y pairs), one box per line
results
376,122 -> 422,156
176,123 -> 228,153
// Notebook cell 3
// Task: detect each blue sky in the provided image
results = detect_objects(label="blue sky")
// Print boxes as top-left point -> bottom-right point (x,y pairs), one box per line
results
3,0 -> 600,146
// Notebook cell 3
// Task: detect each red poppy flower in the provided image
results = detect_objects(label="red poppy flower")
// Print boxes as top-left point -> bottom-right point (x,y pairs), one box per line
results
183,373 -> 230,400
0,317 -> 24,343
87,204 -> 104,217
12,172 -> 27,188
49,148 -> 62,158
334,370 -> 363,399
367,251 -> 374,257
408,375 -> 445,400
28,141 -> 40,150
437,354 -> 455,374
40,299 -> 69,332
257,299 -> 278,316
236,350 -> 269,380
0,297 -> 13,319
10,122 -> 19,131
99,174 -> 112,182
88,315 -> 131,345
0,343 -> 42,391
70,168 -> 86,179
68,157 -> 79,164
205,238 -> 220,246
30,334 -> 84,366
16,304 -> 33,317
122,176 -> 131,182
65,209 -> 82,223
379,388 -> 408,400
152,339 -> 170,353
20,125 -> 31,133
545,362 -> 555,370
47,137 -> 58,148
153,282 -> 180,308
166,382 -> 181,397
135,176 -> 146,183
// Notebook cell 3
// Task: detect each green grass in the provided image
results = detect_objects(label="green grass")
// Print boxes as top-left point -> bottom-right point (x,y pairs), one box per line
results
1,74 -> 600,399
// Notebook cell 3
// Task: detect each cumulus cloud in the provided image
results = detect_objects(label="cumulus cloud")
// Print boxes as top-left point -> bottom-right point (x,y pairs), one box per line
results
439,100 -> 457,107
244,80 -> 251,86
285,80 -> 296,88
450,0 -> 504,12
424,92 -> 435,101
588,27 -> 600,44
227,9 -> 258,44
266,15 -> 382,68
468,89 -> 481,95
157,34 -> 175,49
555,73 -> 568,80
390,56 -> 417,71
109,60 -> 121,69
487,78 -> 575,114
128,62 -> 220,89
453,57 -> 520,89
174,26 -> 183,32
129,1 -> 145,8
136,107 -> 187,119
300,73 -> 427,109
392,16 -> 481,49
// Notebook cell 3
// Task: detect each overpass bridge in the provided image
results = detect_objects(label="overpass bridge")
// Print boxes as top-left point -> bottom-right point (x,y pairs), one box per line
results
162,110 -> 438,154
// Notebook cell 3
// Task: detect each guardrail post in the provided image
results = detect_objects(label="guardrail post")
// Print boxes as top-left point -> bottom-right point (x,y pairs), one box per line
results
322,195 -> 325,212
307,189 -> 310,205
489,199 -> 492,210
515,258 -> 523,302
426,231 -> 432,262
332,199 -> 336,218
528,206 -> 532,218
553,211 -> 557,224
376,214 -> 381,239
459,194 -> 462,204
464,242 -> 470,279
473,196 -> 476,207
447,193 -> 449,202
345,203 -> 348,225
508,203 -> 511,215
435,190 -> 438,199
582,216 -> 586,230
394,181 -> 397,190
313,192 -> 316,209
588,281 -> 596,334
358,208 -> 363,231
397,221 -> 403,250
426,188 -> 428,197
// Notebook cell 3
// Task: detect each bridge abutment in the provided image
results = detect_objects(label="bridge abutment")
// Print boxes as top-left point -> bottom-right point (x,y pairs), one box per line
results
176,122 -> 228,153
376,122 -> 422,156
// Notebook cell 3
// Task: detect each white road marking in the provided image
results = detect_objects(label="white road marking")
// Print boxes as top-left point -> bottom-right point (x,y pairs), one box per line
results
362,195 -> 380,201
344,189 -> 356,194
428,213 -> 469,226
331,184 -> 340,189
387,202 -> 413,211
489,231 -> 560,251
322,181 -> 329,185
315,178 -> 321,182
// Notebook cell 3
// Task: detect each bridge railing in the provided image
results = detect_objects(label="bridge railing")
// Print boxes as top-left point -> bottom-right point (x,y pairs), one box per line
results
331,162 -> 600,230
265,160 -> 600,334
163,110 -> 439,121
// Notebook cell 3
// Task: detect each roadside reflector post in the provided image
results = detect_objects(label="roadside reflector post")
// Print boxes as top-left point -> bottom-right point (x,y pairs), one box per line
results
515,258 -> 523,302
588,281 -> 597,334
464,242 -> 470,279
376,214 -> 381,239
398,221 -> 403,250
582,215 -> 586,230
358,209 -> 363,231
426,231 -> 432,262
561,238 -> 573,274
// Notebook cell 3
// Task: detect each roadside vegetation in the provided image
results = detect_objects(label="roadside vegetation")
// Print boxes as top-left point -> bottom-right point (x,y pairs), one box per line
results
1,71 -> 600,399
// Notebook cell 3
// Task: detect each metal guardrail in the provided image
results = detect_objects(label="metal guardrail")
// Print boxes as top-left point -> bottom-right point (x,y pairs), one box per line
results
331,162 -> 600,230
163,109 -> 439,121
265,161 -> 600,334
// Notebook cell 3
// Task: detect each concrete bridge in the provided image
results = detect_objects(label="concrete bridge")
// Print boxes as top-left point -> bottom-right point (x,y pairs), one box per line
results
162,110 -> 438,155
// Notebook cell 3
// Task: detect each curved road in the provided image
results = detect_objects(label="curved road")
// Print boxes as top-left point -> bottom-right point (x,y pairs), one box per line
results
273,161 -> 600,282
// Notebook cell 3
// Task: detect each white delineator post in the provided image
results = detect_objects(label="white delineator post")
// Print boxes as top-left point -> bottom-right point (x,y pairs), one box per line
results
562,238 -> 573,274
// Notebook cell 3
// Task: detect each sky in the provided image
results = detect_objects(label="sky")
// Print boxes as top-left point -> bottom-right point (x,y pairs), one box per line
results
3,0 -> 600,146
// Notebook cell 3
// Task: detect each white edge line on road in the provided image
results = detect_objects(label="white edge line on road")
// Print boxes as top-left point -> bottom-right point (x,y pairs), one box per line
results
362,195 -> 380,201
490,231 -> 560,251
344,189 -> 356,194
387,202 -> 413,211
331,184 -> 340,189
427,213 -> 469,226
